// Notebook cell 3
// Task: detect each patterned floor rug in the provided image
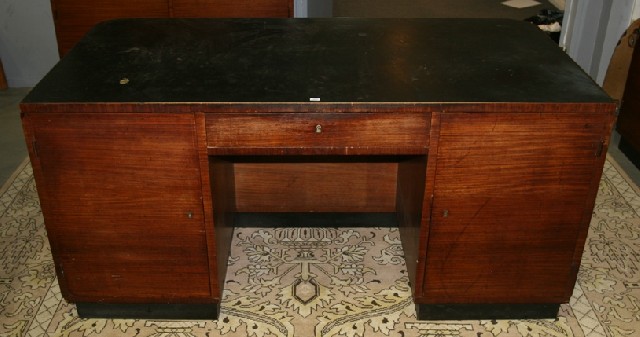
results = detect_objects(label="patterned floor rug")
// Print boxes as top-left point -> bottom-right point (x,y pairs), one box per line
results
1,157 -> 639,337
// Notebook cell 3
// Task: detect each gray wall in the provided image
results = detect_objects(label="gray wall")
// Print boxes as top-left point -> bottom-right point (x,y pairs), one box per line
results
0,0 -> 59,87
561,0 -> 638,85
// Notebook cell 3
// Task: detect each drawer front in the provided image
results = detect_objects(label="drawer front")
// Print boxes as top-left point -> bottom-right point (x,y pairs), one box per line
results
205,113 -> 430,154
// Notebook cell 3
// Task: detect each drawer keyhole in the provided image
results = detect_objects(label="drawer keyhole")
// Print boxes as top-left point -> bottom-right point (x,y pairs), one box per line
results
315,124 -> 322,133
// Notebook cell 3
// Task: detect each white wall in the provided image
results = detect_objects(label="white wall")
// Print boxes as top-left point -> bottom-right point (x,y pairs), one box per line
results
0,0 -> 59,87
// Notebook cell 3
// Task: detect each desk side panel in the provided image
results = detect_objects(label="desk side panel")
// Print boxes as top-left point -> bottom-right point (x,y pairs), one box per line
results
422,111 -> 614,304
24,112 -> 213,303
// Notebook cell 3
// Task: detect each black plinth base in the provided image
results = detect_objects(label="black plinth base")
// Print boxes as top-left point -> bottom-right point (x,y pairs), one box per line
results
416,303 -> 560,320
234,212 -> 397,227
76,303 -> 219,320
619,137 -> 640,170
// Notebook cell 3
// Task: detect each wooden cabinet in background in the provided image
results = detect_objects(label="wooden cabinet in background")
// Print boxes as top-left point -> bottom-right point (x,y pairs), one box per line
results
50,0 -> 293,56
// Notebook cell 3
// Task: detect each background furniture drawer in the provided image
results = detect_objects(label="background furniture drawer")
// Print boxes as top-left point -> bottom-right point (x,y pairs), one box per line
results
205,113 -> 430,154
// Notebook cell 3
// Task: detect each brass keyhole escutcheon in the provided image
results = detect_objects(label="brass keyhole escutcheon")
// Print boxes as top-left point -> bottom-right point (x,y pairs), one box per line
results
315,124 -> 322,133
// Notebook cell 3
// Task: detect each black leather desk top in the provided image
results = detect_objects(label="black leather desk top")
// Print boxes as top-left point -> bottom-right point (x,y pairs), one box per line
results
24,18 -> 611,104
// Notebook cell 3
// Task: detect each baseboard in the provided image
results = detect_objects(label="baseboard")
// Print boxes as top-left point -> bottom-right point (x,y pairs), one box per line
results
416,303 -> 560,320
76,303 -> 219,320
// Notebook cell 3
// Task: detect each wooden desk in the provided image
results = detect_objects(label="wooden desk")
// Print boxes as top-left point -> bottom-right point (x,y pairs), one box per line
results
21,18 -> 616,320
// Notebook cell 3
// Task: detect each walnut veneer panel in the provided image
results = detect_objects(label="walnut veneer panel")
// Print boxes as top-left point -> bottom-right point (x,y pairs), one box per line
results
396,155 -> 428,298
172,0 -> 291,18
24,113 -> 212,303
422,112 -> 613,304
233,161 -> 398,212
206,113 -> 430,155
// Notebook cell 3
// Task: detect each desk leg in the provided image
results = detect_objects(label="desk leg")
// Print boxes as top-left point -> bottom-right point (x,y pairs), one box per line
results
396,156 -> 427,301
210,156 -> 236,298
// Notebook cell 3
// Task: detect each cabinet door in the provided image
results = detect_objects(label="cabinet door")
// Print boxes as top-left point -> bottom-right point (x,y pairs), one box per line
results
25,113 -> 211,303
52,0 -> 170,55
423,112 -> 611,304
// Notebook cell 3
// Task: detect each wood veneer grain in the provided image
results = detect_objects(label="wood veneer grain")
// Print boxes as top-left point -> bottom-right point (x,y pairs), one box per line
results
25,113 -> 212,303
22,18 -> 618,319
233,161 -> 398,212
396,155 -> 428,298
206,113 -> 430,155
421,112 -> 614,304
171,0 -> 291,18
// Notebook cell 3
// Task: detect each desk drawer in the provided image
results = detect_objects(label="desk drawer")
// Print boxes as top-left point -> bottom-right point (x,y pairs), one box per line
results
205,113 -> 430,154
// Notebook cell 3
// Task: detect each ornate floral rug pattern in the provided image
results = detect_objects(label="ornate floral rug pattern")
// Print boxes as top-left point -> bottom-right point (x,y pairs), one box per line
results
1,158 -> 639,337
